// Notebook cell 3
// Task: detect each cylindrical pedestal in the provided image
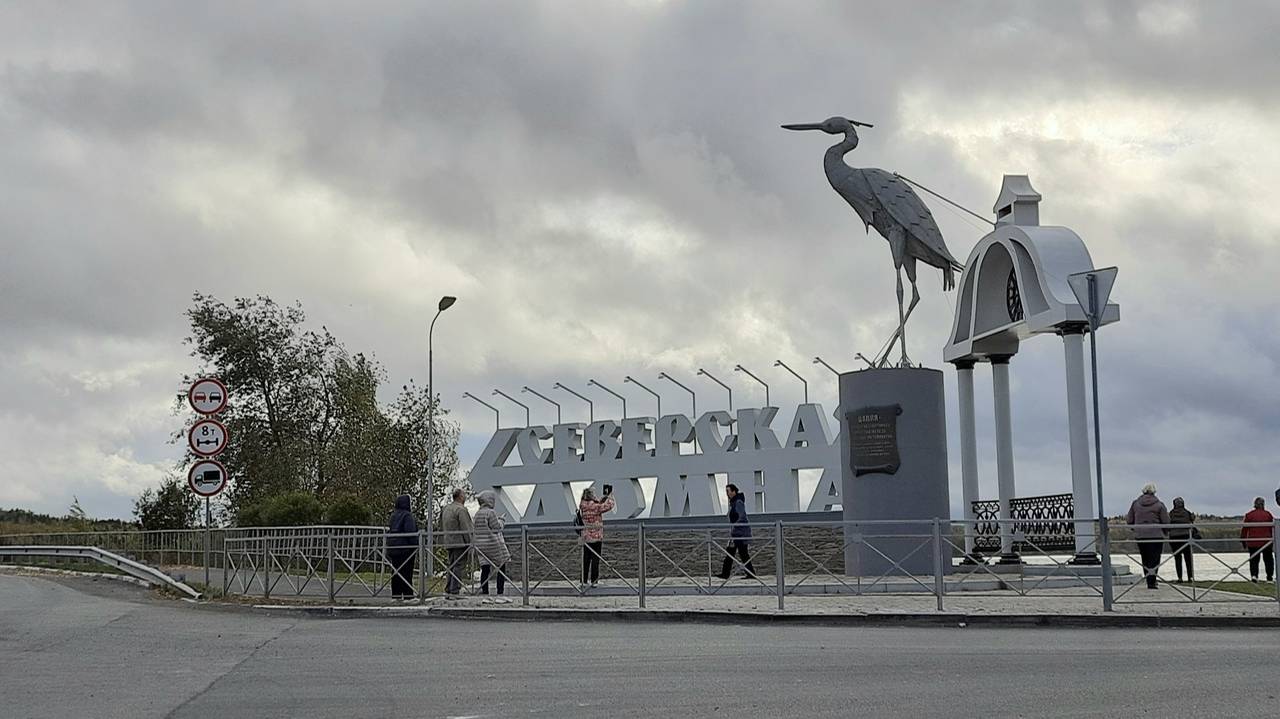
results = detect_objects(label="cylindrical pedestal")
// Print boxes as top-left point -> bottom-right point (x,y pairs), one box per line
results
839,368 -> 950,577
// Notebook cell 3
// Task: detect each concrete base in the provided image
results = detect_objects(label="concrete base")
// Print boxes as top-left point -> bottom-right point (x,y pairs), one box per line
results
839,368 -> 951,576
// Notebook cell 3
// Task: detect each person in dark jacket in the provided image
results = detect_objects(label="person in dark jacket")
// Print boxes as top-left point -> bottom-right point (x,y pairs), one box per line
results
716,484 -> 756,580
387,494 -> 418,600
1240,497 -> 1275,583
1126,483 -> 1169,589
1167,497 -> 1196,583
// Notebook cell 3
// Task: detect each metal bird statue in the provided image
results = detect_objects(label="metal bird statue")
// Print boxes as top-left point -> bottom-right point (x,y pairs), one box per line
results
783,117 -> 963,367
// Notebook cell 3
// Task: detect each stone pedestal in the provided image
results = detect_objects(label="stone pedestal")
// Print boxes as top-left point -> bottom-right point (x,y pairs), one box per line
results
840,367 -> 951,576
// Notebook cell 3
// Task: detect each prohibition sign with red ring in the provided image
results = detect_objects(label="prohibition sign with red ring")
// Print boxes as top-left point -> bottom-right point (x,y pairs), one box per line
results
188,418 -> 229,457
188,377 -> 228,416
188,459 -> 228,497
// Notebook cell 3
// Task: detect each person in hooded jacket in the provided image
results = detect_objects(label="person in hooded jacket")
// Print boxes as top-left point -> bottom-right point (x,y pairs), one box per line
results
1167,497 -> 1196,583
472,490 -> 511,598
1126,483 -> 1170,589
387,494 -> 418,600
717,483 -> 756,580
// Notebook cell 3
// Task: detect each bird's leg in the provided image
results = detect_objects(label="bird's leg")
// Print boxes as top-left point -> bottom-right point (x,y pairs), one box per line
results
895,266 -> 907,367
899,258 -> 921,367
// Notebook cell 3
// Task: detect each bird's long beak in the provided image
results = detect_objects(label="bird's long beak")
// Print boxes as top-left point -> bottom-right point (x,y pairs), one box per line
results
850,120 -> 874,127
781,123 -> 823,131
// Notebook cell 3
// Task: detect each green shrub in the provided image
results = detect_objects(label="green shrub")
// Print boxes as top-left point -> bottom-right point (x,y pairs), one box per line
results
325,495 -> 371,526
238,492 -> 323,527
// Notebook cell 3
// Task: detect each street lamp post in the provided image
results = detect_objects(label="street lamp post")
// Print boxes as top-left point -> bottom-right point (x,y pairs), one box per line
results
521,386 -> 561,424
812,356 -> 841,377
696,369 -> 733,412
554,383 -> 593,423
462,392 -> 500,430
773,360 -> 808,404
492,389 -> 530,426
733,364 -> 769,406
587,379 -> 626,419
657,372 -> 696,417
426,296 -> 456,548
624,375 -> 661,418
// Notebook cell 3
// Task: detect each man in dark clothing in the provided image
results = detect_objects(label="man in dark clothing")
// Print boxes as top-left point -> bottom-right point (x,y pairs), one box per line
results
387,494 -> 418,599
716,484 -> 756,580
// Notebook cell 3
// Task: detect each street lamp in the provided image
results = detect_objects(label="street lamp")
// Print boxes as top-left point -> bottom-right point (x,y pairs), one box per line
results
427,296 -> 456,542
657,372 -> 696,417
624,375 -> 661,418
587,379 -> 626,419
492,389 -> 530,426
696,368 -> 732,412
774,360 -> 808,404
462,392 -> 500,430
521,386 -> 561,424
554,382 -> 593,423
733,364 -> 769,406
812,356 -> 840,377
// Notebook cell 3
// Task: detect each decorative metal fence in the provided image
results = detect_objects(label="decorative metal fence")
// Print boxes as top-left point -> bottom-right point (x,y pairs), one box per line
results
972,493 -> 1076,554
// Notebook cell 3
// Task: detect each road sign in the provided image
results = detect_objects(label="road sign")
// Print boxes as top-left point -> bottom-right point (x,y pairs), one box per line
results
188,377 -> 228,415
188,418 -> 229,457
188,459 -> 228,497
1067,267 -> 1118,328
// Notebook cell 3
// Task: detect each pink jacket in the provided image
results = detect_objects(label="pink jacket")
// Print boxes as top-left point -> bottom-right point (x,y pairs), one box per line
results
579,497 -> 615,543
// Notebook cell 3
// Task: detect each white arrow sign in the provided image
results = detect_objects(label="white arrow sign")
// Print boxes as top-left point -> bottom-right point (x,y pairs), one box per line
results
188,418 -> 228,457
188,459 -> 228,497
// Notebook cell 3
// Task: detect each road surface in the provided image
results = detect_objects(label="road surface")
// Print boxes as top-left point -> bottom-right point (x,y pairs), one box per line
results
2,572 -> 1277,718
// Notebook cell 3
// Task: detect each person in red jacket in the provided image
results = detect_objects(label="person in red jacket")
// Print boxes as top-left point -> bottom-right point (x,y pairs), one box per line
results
1240,497 -> 1275,583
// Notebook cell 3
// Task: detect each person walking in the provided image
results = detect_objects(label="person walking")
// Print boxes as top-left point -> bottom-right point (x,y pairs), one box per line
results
440,488 -> 474,598
717,483 -> 756,580
1126,483 -> 1169,589
1167,497 -> 1197,583
1240,497 -> 1275,583
386,494 -> 418,601
472,491 -> 511,600
578,486 -> 616,590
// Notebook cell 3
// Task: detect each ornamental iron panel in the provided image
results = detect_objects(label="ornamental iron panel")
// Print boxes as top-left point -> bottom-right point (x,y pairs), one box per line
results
972,493 -> 1075,553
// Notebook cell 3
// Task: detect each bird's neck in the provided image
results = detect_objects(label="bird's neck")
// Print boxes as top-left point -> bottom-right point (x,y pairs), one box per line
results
824,130 -> 859,172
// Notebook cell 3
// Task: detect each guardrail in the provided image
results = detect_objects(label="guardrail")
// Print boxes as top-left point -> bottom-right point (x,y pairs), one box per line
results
0,545 -> 201,599
6,518 -> 1277,612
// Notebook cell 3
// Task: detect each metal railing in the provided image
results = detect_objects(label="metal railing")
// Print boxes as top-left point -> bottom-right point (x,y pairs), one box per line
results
5,518 -> 1278,612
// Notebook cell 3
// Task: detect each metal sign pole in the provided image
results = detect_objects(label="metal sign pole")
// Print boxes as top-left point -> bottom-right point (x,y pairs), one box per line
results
1087,274 -> 1114,612
204,497 -> 211,590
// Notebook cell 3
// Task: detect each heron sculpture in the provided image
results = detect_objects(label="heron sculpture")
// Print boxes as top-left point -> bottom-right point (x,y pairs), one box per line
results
783,117 -> 963,367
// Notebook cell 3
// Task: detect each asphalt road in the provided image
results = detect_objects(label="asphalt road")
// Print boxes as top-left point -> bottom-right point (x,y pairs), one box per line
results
3,572 -> 1279,718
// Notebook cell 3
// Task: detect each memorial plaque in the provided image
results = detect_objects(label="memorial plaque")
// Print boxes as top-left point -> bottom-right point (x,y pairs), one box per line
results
847,404 -> 903,476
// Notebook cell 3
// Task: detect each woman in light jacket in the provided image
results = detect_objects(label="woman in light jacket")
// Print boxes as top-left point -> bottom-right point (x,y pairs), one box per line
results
472,491 -> 511,597
578,486 -> 616,590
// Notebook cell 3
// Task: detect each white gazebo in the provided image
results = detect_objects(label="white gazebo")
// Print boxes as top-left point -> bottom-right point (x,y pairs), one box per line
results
943,175 -> 1119,563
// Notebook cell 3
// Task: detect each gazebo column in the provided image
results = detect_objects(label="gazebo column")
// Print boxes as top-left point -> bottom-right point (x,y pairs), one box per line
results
990,354 -> 1021,563
1060,326 -> 1098,563
953,359 -> 981,561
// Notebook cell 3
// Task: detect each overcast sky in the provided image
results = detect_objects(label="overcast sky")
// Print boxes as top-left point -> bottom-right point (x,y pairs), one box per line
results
2,1 -> 1278,520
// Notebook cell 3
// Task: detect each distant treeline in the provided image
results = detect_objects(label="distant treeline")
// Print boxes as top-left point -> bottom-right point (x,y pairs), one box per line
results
0,507 -> 133,535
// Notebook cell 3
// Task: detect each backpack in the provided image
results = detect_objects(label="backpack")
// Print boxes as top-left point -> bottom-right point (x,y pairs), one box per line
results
573,509 -> 584,535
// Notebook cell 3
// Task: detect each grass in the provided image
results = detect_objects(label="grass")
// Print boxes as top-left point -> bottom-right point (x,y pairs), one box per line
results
1189,580 -> 1279,598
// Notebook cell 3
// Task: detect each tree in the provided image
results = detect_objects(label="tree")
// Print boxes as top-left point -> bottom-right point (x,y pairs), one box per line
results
174,293 -> 461,525
134,477 -> 201,530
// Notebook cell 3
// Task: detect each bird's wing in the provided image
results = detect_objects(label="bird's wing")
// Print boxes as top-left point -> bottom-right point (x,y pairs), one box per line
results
863,168 -> 962,268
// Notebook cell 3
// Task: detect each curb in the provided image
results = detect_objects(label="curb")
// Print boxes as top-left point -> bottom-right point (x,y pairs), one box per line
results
0,564 -> 153,590
240,603 -> 1280,629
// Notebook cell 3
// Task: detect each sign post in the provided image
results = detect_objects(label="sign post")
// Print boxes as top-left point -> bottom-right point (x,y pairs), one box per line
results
186,377 -> 230,591
1068,267 -> 1118,612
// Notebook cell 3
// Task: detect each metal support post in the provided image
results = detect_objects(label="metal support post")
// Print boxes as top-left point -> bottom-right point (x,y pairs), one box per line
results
521,525 -> 530,607
203,497 -> 211,589
418,530 -> 428,604
932,519 -> 945,611
775,520 -> 785,611
1273,520 -> 1279,611
706,528 -> 713,588
638,523 -> 647,609
262,536 -> 270,600
326,531 -> 336,605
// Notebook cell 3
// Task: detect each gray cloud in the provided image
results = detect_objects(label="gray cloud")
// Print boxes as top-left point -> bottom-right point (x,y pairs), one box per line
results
1,1 -> 1277,519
